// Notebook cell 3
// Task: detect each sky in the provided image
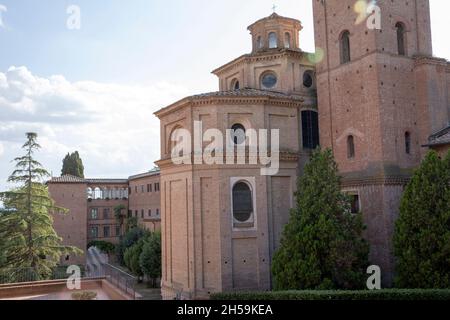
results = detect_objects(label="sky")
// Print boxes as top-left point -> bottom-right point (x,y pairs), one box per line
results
0,0 -> 449,191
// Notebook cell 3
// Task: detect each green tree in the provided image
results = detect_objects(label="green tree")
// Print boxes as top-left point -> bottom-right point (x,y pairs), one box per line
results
272,149 -> 369,290
116,226 -> 149,265
114,204 -> 127,238
0,133 -> 82,280
394,150 -> 450,288
61,151 -> 85,178
124,240 -> 145,282
140,231 -> 161,288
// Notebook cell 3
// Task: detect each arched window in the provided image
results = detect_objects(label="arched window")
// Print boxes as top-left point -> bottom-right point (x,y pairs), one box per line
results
87,188 -> 93,200
405,131 -> 411,154
284,32 -> 291,48
301,110 -> 319,149
347,135 -> 355,159
231,78 -> 240,90
232,182 -> 253,223
268,32 -> 277,49
396,22 -> 406,56
94,187 -> 102,200
257,36 -> 263,49
340,30 -> 351,64
231,123 -> 246,145
303,70 -> 314,88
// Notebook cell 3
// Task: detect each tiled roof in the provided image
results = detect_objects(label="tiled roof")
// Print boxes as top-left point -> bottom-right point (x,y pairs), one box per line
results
86,179 -> 129,184
425,125 -> 450,147
128,170 -> 160,181
48,175 -> 128,184
48,175 -> 85,183
190,88 -> 304,100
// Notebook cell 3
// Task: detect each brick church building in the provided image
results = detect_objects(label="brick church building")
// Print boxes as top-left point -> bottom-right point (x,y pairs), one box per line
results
48,0 -> 449,300
154,0 -> 449,299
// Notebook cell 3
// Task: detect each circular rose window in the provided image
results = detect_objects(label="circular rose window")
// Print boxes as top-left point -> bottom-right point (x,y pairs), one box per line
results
261,73 -> 277,89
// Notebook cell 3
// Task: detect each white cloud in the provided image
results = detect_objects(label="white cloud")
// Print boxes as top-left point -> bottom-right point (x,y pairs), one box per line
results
0,66 -> 190,185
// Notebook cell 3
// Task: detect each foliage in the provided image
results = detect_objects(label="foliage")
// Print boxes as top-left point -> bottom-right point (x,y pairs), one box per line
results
0,133 -> 82,280
124,240 -> 145,280
114,205 -> 127,238
394,150 -> 450,288
61,151 -> 85,178
126,216 -> 138,232
272,149 -> 369,290
87,241 -> 116,254
211,289 -> 450,301
71,291 -> 97,300
116,226 -> 149,265
140,231 -> 161,287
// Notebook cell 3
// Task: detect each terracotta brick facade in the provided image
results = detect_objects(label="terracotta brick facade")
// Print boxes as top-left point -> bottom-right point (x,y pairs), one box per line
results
48,172 -> 161,266
156,0 -> 449,299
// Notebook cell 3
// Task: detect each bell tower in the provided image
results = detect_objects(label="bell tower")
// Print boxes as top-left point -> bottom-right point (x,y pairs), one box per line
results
312,0 -> 438,286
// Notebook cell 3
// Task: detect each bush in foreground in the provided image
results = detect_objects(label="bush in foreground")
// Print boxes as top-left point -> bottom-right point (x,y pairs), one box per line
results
211,289 -> 450,301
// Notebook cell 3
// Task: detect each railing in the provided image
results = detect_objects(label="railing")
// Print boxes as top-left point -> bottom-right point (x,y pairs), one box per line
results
102,263 -> 138,300
0,266 -> 86,285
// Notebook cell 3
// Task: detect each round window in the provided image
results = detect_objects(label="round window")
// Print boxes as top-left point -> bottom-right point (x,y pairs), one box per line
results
261,73 -> 277,89
231,123 -> 246,145
303,71 -> 313,88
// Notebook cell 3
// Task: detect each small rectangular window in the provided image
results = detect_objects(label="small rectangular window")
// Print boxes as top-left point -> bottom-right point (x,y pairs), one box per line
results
90,208 -> 98,220
90,226 -> 98,238
148,209 -> 152,217
156,209 -> 160,216
350,194 -> 360,214
103,208 -> 110,219
103,226 -> 110,238
141,210 -> 144,219
115,226 -> 120,237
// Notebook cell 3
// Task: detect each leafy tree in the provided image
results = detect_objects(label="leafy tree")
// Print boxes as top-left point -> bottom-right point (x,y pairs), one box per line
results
87,241 -> 116,255
272,149 -> 369,290
124,240 -> 145,282
140,231 -> 161,288
116,226 -> 149,265
0,133 -> 82,280
61,151 -> 85,178
114,204 -> 127,238
394,150 -> 450,288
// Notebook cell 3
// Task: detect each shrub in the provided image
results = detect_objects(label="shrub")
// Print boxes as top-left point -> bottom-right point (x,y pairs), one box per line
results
71,291 -> 98,300
87,241 -> 116,255
116,227 -> 149,265
211,289 -> 450,301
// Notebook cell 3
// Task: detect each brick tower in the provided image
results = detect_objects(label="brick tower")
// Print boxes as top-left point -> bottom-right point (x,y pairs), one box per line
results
312,0 -> 449,285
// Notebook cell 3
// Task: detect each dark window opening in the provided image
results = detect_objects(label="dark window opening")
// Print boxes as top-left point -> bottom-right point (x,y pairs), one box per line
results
340,30 -> 351,64
303,71 -> 314,88
232,182 -> 253,223
350,194 -> 360,214
347,135 -> 355,159
231,123 -> 246,145
405,132 -> 411,154
301,111 -> 320,149
396,22 -> 406,56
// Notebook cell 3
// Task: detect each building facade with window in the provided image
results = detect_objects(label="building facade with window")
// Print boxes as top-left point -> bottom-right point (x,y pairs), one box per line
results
48,170 -> 161,266
155,1 -> 450,300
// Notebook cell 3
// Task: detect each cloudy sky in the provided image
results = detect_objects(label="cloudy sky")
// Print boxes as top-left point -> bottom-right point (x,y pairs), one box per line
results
0,0 -> 449,191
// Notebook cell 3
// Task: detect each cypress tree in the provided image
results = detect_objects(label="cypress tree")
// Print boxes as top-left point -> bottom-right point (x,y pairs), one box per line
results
272,149 -> 369,290
61,151 -> 85,178
394,150 -> 450,288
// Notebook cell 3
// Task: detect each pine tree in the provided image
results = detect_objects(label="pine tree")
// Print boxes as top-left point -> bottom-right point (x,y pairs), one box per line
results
272,149 -> 369,290
61,151 -> 85,178
0,133 -> 82,281
394,150 -> 450,288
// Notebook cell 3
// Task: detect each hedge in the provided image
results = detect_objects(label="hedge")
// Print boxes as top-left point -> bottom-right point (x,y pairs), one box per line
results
211,289 -> 450,301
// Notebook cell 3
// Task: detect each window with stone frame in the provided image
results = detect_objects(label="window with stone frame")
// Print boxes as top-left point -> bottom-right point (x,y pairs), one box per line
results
232,181 -> 254,226
340,30 -> 351,64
